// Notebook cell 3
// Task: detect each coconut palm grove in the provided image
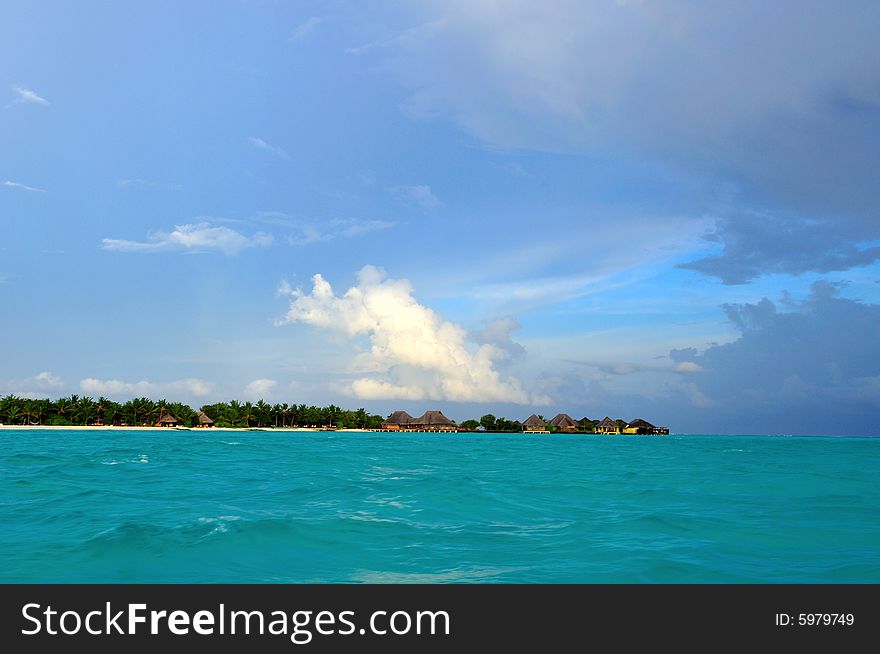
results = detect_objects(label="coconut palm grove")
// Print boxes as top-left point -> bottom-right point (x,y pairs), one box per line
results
0,394 -> 656,433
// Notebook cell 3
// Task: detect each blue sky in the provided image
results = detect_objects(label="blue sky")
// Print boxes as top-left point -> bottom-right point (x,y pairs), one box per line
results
3,1 -> 879,435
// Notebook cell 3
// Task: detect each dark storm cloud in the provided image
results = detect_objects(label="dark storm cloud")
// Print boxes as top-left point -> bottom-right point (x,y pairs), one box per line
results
672,281 -> 880,435
680,211 -> 880,285
383,1 -> 880,282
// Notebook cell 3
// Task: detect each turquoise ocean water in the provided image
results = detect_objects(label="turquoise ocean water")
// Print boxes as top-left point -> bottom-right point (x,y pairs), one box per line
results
1,429 -> 878,583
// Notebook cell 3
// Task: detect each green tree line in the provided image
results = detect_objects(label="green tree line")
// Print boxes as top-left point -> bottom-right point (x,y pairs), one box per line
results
458,414 -> 609,433
0,395 -> 384,429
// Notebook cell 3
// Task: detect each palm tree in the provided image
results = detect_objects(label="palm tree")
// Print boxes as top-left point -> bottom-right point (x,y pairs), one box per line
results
54,396 -> 72,424
227,400 -> 242,427
95,396 -> 108,424
294,404 -> 307,427
255,400 -> 270,427
325,404 -> 342,428
0,395 -> 14,423
77,397 -> 96,426
124,398 -> 140,426
272,403 -> 286,428
6,405 -> 24,425
129,397 -> 155,426
168,402 -> 195,426
151,399 -> 167,423
104,400 -> 121,426
241,402 -> 256,428
142,398 -> 158,425
24,400 -> 45,425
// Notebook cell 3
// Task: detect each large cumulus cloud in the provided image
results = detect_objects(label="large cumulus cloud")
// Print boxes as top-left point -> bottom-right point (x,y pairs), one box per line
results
277,266 -> 549,405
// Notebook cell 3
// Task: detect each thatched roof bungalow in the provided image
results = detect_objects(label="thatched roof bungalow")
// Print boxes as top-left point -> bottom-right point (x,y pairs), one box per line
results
596,416 -> 620,435
624,418 -> 669,435
623,418 -> 654,435
155,410 -> 179,428
408,410 -> 457,432
196,410 -> 214,428
382,410 -> 415,431
522,414 -> 549,433
548,413 -> 578,432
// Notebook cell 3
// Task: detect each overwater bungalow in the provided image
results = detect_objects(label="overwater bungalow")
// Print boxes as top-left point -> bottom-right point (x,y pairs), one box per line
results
623,418 -> 670,435
548,413 -> 579,433
155,410 -> 179,428
408,410 -> 457,432
623,418 -> 654,435
196,410 -> 214,428
382,410 -> 415,431
522,414 -> 549,433
596,416 -> 620,435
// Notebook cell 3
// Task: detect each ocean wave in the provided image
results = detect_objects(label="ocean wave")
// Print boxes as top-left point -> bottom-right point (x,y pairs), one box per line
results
4,430 -> 878,583
196,515 -> 242,535
99,454 -> 149,465
351,566 -> 526,584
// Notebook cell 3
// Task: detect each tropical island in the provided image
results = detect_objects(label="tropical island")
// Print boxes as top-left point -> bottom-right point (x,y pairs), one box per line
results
0,394 -> 668,435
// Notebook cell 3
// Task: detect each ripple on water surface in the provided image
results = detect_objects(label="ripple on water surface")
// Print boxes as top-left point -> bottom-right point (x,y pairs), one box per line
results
1,429 -> 878,582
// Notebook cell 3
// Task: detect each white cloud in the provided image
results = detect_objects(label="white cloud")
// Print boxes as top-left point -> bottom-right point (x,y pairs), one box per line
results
248,136 -> 289,159
254,212 -> 393,245
0,371 -> 66,398
456,213 -> 713,309
3,371 -> 67,397
244,378 -> 277,400
276,279 -> 295,296
490,161 -> 531,178
102,222 -> 273,255
402,184 -> 443,211
277,265 -> 549,404
3,180 -> 45,193
470,317 -> 526,360
674,361 -> 704,373
79,377 -> 213,398
345,19 -> 447,56
34,371 -> 64,389
289,16 -> 323,41
286,218 -> 393,245
286,224 -> 324,246
10,85 -> 49,106
338,219 -> 393,238
117,178 -> 182,190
